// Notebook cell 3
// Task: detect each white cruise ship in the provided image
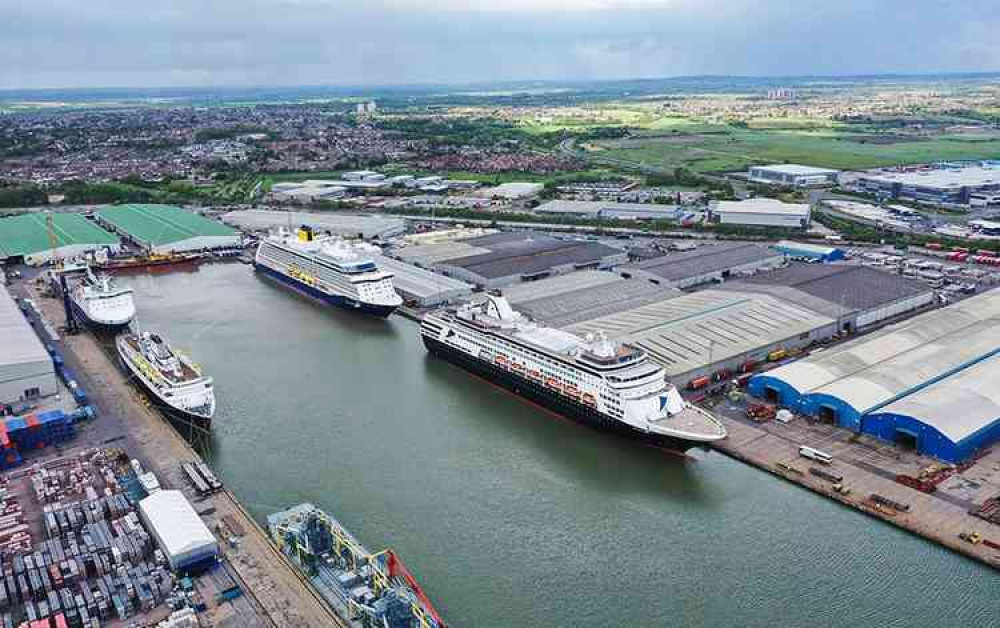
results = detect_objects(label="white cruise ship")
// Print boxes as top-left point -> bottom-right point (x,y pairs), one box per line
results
117,330 -> 215,425
254,226 -> 403,317
68,266 -> 136,332
421,295 -> 726,451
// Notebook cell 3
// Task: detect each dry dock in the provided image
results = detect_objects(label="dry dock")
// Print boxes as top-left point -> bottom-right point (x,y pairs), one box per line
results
19,279 -> 346,627
707,398 -> 1000,570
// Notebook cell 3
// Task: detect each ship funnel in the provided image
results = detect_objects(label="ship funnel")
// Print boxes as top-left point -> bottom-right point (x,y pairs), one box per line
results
298,225 -> 315,242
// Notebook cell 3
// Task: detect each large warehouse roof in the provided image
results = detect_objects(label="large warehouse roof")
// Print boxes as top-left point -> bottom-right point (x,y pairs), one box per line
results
138,490 -> 217,569
0,213 -> 117,262
628,243 -> 781,283
760,290 -> 1000,412
535,200 -> 681,219
0,285 -> 49,371
439,238 -> 624,280
392,242 -> 490,266
731,264 -> 932,312
96,204 -> 237,247
712,198 -> 811,217
371,254 -> 472,306
567,290 -> 834,377
502,270 -> 622,304
512,277 -> 678,328
220,210 -> 403,240
859,166 -> 1000,190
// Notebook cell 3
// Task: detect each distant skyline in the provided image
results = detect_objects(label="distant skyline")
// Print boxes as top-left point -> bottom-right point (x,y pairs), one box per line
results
3,0 -> 999,90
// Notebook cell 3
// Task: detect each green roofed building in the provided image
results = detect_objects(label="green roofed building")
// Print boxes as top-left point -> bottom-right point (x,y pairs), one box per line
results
95,204 -> 240,254
0,213 -> 120,266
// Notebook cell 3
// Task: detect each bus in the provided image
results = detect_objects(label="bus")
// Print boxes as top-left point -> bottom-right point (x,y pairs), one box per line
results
799,446 -> 833,465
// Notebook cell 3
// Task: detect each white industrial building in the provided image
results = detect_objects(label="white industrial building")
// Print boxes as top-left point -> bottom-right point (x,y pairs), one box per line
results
854,164 -> 1000,206
371,255 -> 473,307
475,182 -> 544,200
747,164 -> 839,187
221,210 -> 404,240
621,242 -> 785,289
534,200 -> 682,221
708,198 -> 812,228
0,286 -> 57,406
138,490 -> 219,572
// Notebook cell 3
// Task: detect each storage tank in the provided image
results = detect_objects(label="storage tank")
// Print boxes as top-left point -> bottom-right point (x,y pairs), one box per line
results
138,490 -> 218,572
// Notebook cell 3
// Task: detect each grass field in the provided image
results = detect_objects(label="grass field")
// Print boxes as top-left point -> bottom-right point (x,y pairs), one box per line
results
591,127 -> 1000,173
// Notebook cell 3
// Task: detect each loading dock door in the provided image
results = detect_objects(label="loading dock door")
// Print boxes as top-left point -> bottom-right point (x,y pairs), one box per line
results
895,428 -> 918,451
818,405 -> 838,424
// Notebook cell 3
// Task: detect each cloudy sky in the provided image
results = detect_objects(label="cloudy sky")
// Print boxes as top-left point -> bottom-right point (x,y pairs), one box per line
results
2,0 -> 998,89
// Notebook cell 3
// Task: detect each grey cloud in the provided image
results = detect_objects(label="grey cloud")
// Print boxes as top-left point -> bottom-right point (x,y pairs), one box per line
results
1,0 -> 998,89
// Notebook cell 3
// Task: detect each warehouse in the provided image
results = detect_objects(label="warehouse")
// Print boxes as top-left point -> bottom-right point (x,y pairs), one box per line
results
501,270 -> 678,327
708,198 -> 812,228
534,200 -> 682,221
747,164 -> 839,187
96,204 -> 240,254
620,242 -> 784,289
772,240 -> 846,262
748,291 -> 1000,462
855,164 -> 1000,206
435,237 -> 626,289
371,254 -> 473,307
0,213 -> 119,266
725,264 -> 935,333
566,289 -> 837,388
0,285 -> 58,406
221,210 -> 404,241
475,182 -> 544,200
138,490 -> 218,572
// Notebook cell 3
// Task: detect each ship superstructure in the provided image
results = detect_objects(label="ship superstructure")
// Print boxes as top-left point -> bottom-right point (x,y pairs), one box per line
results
254,226 -> 402,317
116,330 -> 215,424
268,503 -> 446,628
68,265 -> 136,331
421,295 -> 726,451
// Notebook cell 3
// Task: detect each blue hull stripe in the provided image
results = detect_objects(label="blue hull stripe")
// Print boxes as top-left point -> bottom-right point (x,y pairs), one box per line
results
254,262 -> 397,318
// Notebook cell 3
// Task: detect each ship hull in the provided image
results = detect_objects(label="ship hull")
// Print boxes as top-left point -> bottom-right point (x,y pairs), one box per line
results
254,262 -> 398,318
423,335 -> 702,453
115,342 -> 214,428
70,299 -> 134,333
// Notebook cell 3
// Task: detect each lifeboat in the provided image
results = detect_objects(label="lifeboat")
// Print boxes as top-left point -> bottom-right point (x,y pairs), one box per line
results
495,354 -> 508,367
512,363 -> 525,373
582,393 -> 597,407
564,385 -> 581,399
545,377 -> 561,391
528,369 -> 541,381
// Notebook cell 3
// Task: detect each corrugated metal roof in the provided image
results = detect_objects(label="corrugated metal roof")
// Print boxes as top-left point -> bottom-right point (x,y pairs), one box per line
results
371,255 -> 472,301
567,289 -> 834,377
97,204 -> 236,246
628,243 -> 782,282
763,290 -> 1000,413
516,278 -> 679,328
0,213 -> 117,260
440,239 -> 624,280
502,270 -> 622,304
0,285 -> 50,369
221,210 -> 403,239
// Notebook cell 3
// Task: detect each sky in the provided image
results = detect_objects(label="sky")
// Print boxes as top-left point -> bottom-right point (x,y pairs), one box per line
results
2,0 -> 999,89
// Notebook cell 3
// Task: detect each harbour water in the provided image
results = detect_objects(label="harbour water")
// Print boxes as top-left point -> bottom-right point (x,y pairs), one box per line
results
124,264 -> 994,627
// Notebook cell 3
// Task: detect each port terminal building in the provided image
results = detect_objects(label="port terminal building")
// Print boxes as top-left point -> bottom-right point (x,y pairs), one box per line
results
0,285 -> 57,406
620,242 -> 784,289
95,204 -> 240,254
708,199 -> 812,229
0,213 -> 120,266
221,210 -> 404,241
747,164 -> 839,187
748,290 -> 1000,462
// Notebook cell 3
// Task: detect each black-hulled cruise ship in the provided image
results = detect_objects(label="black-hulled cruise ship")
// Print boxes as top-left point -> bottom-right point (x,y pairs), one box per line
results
254,226 -> 403,317
421,295 -> 726,451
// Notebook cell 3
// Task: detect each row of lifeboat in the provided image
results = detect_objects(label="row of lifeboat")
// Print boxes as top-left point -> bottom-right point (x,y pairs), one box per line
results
494,353 -> 597,407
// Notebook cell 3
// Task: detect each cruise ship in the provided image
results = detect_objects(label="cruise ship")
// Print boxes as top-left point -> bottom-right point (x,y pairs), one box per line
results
421,295 -> 726,451
68,266 -> 136,332
116,330 -> 215,425
254,226 -> 403,317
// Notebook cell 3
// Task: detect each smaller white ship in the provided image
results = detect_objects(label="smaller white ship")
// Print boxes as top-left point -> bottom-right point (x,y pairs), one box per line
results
117,330 -> 215,425
69,266 -> 136,331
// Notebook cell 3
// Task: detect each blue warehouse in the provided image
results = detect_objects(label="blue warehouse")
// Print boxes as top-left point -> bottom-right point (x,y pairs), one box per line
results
748,290 -> 1000,462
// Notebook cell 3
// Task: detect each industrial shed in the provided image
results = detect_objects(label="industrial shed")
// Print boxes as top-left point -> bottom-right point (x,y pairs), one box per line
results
725,264 -> 935,332
566,289 -> 836,388
748,290 -> 1000,462
96,204 -> 240,254
0,286 -> 57,406
221,210 -> 404,241
534,200 -> 682,221
621,242 -> 784,289
772,240 -> 845,262
708,198 -> 811,228
0,213 -> 119,266
138,490 -> 218,572
371,255 -> 473,307
435,238 -> 626,289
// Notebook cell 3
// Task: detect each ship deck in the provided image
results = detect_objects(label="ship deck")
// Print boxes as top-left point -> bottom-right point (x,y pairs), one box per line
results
122,334 -> 203,384
649,406 -> 727,441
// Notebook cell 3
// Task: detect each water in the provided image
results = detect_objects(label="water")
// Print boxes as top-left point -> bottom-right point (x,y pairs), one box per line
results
124,264 -> 995,628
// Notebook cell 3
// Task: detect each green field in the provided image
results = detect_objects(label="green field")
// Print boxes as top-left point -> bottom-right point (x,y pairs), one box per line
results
591,127 -> 1000,173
